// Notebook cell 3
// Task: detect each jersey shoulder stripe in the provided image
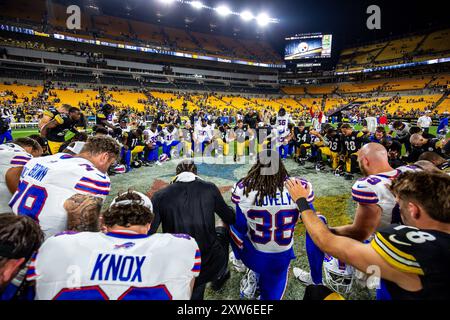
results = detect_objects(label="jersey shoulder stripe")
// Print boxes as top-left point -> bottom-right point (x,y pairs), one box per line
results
10,155 -> 32,166
79,177 -> 111,188
371,232 -> 424,275
191,249 -> 202,273
74,183 -> 110,196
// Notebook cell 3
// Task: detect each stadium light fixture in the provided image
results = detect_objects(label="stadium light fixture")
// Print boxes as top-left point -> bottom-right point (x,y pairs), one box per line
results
216,5 -> 232,17
159,0 -> 175,4
190,1 -> 203,10
240,10 -> 254,22
257,13 -> 270,27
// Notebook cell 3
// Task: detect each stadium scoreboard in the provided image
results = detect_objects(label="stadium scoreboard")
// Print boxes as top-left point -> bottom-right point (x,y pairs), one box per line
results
285,33 -> 333,61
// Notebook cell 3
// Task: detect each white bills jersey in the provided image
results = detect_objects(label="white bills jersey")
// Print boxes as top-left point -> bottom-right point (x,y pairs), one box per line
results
389,122 -> 410,139
276,114 -> 293,131
10,154 -> 110,239
351,165 -> 421,227
143,129 -> 159,146
162,128 -> 178,145
194,125 -> 212,143
276,126 -> 290,146
27,231 -> 200,300
231,178 -> 314,254
0,143 -> 33,213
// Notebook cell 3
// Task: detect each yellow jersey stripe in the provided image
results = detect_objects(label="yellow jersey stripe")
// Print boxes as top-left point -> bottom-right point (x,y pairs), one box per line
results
371,239 -> 424,275
375,233 -> 417,261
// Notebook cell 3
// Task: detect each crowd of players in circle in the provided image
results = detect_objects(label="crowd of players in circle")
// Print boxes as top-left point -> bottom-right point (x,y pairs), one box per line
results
0,102 -> 449,300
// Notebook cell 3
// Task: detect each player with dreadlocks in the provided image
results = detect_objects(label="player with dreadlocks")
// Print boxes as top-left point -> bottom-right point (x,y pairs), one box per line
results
229,151 -> 315,300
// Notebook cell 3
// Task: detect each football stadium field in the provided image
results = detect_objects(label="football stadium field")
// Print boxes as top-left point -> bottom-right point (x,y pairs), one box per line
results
13,126 -> 446,300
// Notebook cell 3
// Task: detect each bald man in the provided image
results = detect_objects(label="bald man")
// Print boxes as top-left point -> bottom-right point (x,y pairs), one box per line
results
335,143 -> 421,240
293,143 -> 422,285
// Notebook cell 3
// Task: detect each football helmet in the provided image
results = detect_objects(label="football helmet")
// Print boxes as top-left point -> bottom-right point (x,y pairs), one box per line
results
111,164 -> 126,174
159,154 -> 169,162
323,254 -> 354,295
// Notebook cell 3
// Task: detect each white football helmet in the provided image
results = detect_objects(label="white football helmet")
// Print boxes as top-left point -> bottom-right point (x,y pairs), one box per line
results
159,154 -> 169,162
111,164 -> 126,174
323,254 -> 354,295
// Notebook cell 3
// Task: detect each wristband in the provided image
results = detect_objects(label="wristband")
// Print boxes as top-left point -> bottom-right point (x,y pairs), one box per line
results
296,197 -> 311,212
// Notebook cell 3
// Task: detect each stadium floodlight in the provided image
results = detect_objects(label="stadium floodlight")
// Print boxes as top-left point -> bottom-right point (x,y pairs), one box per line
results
257,13 -> 270,26
240,10 -> 254,22
215,5 -> 232,17
190,1 -> 203,10
158,0 -> 175,4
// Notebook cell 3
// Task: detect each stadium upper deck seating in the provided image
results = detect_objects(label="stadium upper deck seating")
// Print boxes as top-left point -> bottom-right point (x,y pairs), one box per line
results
375,35 -> 425,61
337,28 -> 450,72
93,15 -> 131,38
0,3 -> 282,64
419,29 -> 450,54
128,20 -> 166,44
0,0 -> 45,24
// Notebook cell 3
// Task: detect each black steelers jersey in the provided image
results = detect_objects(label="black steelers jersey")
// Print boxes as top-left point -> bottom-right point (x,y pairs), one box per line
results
234,125 -> 249,142
371,224 -> 450,300
328,134 -> 343,153
343,131 -> 366,154
43,106 -> 59,119
218,126 -> 228,143
46,114 -> 77,142
294,127 -> 312,144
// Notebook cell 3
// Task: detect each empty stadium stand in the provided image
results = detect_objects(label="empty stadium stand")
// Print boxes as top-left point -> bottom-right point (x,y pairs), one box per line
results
336,28 -> 450,72
0,2 -> 283,65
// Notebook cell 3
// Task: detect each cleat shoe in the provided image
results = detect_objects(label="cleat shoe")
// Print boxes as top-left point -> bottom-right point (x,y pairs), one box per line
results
293,267 -> 314,286
229,252 -> 247,273
240,270 -> 260,300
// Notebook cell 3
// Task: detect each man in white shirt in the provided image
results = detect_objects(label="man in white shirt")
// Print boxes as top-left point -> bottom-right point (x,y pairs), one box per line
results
417,112 -> 432,134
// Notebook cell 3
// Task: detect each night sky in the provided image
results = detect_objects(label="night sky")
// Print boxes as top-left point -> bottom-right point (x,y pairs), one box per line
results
58,0 -> 449,54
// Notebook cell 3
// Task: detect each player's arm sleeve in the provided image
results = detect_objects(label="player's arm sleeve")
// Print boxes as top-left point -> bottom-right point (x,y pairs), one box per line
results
213,184 -> 236,225
370,225 -> 424,275
351,180 -> 379,205
25,251 -> 39,282
43,110 -> 54,118
9,153 -> 32,167
54,114 -> 64,125
189,240 -> 202,277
